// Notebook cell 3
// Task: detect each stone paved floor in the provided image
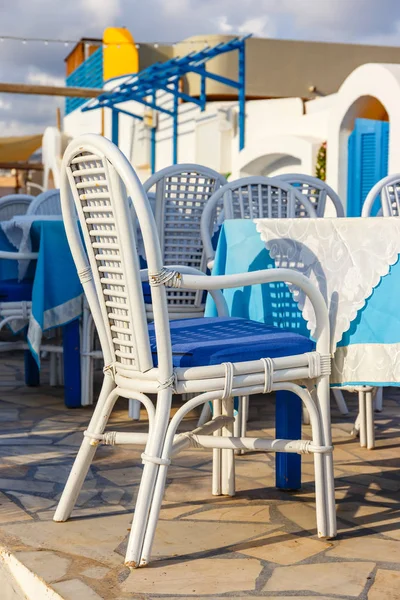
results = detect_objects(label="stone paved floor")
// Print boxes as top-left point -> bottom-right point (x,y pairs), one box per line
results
0,355 -> 400,599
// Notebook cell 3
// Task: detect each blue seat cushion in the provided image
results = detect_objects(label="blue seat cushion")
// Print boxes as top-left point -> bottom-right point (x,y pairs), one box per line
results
0,279 -> 33,302
148,316 -> 314,368
142,281 -> 152,303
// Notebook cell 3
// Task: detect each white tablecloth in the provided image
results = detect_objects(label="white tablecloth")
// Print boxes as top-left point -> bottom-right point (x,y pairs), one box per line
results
255,217 -> 400,353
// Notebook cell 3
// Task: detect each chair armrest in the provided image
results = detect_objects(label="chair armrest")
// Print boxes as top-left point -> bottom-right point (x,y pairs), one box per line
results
0,251 -> 38,260
179,268 -> 329,354
140,266 -> 229,317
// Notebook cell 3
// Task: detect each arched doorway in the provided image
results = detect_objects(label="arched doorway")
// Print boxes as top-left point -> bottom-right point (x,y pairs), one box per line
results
345,97 -> 389,216
232,135 -> 321,180
327,63 -> 400,211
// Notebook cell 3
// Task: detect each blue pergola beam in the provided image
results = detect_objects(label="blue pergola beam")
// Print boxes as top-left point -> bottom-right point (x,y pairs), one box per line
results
83,34 -> 250,162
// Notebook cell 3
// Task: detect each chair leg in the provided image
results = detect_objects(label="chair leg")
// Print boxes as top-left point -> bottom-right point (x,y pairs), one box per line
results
315,378 -> 336,539
49,353 -> 57,386
366,389 -> 375,450
221,396 -> 235,496
358,390 -> 367,448
80,309 -> 95,407
124,388 -> 173,568
374,387 -> 383,412
128,399 -> 141,420
233,397 -> 242,455
332,389 -> 348,415
212,398 -> 222,495
198,401 -> 212,427
54,377 -> 116,522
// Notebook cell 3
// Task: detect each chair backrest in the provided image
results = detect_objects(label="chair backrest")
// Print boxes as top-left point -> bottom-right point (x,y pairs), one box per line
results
201,176 -> 317,265
0,194 -> 33,220
143,164 -> 227,313
60,134 -> 172,378
27,190 -> 62,216
277,173 -> 345,217
362,173 -> 400,217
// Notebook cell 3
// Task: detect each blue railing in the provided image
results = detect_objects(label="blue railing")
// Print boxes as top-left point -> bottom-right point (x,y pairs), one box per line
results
65,47 -> 103,115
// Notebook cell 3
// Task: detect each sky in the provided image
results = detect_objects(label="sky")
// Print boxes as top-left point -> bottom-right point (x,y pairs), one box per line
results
1,0 -> 400,137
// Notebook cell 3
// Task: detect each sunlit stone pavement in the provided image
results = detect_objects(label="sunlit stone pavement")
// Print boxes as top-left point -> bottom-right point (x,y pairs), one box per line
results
0,354 -> 400,599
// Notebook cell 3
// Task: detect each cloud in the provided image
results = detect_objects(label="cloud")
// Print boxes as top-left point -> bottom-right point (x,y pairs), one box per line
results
1,0 -> 400,135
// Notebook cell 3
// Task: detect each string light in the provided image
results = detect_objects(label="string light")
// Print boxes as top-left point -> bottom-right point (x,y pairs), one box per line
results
0,34 -> 224,47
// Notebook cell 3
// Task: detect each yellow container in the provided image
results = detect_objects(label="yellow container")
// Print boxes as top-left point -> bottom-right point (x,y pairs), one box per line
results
103,27 -> 138,81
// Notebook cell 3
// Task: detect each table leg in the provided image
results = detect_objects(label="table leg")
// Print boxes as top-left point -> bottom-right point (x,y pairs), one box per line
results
275,390 -> 301,490
62,319 -> 81,408
24,350 -> 40,386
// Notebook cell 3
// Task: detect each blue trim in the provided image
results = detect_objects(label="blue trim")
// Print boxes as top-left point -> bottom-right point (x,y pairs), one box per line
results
111,109 -> 119,146
173,80 -> 179,164
238,43 -> 246,152
151,91 -> 156,174
82,35 -> 250,156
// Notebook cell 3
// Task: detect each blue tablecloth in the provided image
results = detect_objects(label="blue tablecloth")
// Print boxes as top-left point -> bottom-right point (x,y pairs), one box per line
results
205,220 -> 400,387
0,220 -> 83,364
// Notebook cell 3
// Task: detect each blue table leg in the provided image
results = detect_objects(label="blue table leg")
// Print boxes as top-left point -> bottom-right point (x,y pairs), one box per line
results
275,390 -> 302,490
24,350 -> 40,386
62,319 -> 81,408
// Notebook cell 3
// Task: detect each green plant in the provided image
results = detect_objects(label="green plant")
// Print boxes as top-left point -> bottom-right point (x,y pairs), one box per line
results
315,142 -> 327,181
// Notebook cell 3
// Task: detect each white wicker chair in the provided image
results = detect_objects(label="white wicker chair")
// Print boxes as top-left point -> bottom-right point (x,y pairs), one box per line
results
55,134 -> 336,567
143,164 -> 227,319
201,176 -> 317,270
82,165 -> 227,410
27,190 -> 61,215
277,174 -> 345,217
0,195 -> 33,220
201,176 -> 348,430
355,174 -> 400,447
0,195 -> 36,346
362,173 -> 400,218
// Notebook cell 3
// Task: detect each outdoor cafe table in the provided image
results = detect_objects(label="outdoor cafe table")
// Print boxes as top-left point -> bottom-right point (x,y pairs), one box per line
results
205,217 -> 400,489
0,217 -> 83,407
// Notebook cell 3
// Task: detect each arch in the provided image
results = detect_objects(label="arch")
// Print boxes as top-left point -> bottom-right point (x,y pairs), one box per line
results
327,63 -> 400,206
232,135 -> 322,179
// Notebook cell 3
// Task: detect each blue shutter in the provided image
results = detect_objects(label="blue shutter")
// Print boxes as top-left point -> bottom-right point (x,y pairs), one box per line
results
347,118 -> 390,217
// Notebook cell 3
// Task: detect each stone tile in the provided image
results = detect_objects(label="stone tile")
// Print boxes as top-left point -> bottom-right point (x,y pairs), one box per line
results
278,502 -> 317,532
54,431 -> 86,447
81,566 -> 110,579
38,504 -> 128,522
369,569 -> 400,600
35,464 -> 93,483
7,492 -> 56,512
52,578 -> 104,600
236,529 -> 331,564
328,536 -> 400,563
0,478 -> 54,493
264,598 -> 337,600
158,501 -> 206,520
0,491 -> 32,523
121,557 -> 262,595
263,561 -> 375,596
15,550 -> 70,583
1,445 -> 75,465
101,488 -> 124,504
1,514 -> 132,566
183,504 -> 271,523
0,464 -> 29,478
32,417 -> 77,437
0,434 -> 53,446
0,408 -> 20,421
150,518 -> 278,558
96,467 -> 142,486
